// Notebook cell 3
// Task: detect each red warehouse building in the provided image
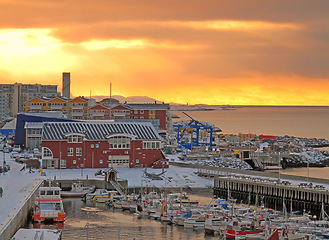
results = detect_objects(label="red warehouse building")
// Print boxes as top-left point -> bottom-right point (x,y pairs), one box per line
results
41,121 -> 168,169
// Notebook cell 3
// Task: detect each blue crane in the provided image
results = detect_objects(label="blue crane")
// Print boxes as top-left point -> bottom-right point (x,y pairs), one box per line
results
173,112 -> 220,150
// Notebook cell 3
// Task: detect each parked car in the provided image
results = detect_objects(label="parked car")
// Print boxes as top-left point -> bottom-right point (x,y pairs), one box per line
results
10,151 -> 20,159
13,145 -> 21,152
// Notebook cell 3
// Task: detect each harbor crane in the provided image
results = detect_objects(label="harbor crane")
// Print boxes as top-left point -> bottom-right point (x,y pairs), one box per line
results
173,112 -> 221,150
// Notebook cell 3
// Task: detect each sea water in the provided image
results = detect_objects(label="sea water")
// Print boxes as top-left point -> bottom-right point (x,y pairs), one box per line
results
172,106 -> 329,140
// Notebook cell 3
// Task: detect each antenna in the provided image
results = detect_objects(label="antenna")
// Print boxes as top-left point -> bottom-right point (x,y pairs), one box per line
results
109,82 -> 112,120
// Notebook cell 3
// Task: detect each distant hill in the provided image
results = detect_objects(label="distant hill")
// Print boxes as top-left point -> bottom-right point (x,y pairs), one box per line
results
91,95 -> 163,104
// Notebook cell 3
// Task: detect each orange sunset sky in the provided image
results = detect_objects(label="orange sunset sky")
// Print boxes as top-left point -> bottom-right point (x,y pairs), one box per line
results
0,0 -> 328,106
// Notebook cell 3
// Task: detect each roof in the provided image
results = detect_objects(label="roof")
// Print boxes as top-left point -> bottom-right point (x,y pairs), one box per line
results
42,121 -> 161,141
126,103 -> 169,110
24,122 -> 44,129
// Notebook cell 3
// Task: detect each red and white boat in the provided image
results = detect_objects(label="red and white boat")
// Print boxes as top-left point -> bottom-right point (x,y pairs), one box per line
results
33,186 -> 66,223
226,229 -> 263,239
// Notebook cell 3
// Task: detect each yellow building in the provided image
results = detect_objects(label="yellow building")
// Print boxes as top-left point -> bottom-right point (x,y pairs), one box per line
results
25,96 -> 89,120
25,97 -> 48,112
68,97 -> 89,120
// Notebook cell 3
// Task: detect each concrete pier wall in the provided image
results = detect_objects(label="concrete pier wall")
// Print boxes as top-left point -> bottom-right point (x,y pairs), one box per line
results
46,179 -> 128,191
0,180 -> 43,240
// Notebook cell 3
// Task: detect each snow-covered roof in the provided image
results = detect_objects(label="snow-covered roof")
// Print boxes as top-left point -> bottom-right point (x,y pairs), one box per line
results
42,121 -> 161,141
24,122 -> 44,129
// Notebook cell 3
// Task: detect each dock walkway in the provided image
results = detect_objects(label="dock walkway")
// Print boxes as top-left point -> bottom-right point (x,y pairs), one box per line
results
0,154 -> 43,240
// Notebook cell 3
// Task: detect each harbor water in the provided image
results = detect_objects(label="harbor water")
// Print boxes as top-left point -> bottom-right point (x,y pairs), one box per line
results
27,197 -> 219,240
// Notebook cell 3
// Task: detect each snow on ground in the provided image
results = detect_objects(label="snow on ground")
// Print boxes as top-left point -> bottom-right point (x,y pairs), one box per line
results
0,153 -> 43,233
38,165 -> 214,189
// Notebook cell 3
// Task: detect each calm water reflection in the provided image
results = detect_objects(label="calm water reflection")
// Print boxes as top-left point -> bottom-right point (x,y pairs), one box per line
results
28,198 -> 218,240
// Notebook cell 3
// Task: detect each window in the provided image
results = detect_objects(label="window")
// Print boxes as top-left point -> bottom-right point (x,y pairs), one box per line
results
134,110 -> 138,114
67,135 -> 83,143
136,159 -> 139,164
150,110 -> 155,115
109,136 -> 131,149
143,141 -> 161,149
96,144 -> 99,148
42,147 -> 53,158
67,148 -> 73,156
73,160 -> 77,164
60,160 -> 66,168
140,110 -> 144,114
91,144 -> 94,148
76,148 -> 82,156
99,159 -> 103,164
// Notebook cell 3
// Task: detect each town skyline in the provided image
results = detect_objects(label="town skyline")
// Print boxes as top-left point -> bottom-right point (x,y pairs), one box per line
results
1,0 -> 328,106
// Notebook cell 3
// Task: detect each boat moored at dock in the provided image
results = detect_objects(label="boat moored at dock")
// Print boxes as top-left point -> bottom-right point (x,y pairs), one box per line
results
33,186 -> 66,223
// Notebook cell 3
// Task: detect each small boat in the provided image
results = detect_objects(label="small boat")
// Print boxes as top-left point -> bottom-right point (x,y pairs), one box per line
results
82,188 -> 111,202
226,229 -> 263,239
33,186 -> 66,223
93,191 -> 122,203
61,182 -> 95,198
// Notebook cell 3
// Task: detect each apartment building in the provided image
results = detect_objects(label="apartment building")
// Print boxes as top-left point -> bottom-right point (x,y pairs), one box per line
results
0,83 -> 59,118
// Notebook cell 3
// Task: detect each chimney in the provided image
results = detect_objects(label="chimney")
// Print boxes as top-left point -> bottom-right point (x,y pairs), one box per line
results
62,72 -> 71,100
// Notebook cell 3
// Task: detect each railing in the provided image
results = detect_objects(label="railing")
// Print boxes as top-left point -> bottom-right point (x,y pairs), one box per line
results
110,180 -> 124,196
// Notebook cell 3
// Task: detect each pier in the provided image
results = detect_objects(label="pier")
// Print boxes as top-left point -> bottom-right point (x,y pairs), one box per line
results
214,176 -> 329,218
171,162 -> 329,218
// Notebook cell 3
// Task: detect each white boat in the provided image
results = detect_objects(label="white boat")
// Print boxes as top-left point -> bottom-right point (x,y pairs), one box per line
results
61,182 -> 95,198
82,188 -> 110,201
33,186 -> 66,223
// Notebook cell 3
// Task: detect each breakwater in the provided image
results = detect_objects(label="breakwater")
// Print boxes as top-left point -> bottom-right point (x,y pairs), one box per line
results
214,176 -> 329,218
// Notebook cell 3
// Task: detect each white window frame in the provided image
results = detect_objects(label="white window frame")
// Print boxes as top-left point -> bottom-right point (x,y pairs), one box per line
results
60,159 -> 66,168
108,136 -> 131,149
67,134 -> 83,143
67,148 -> 73,156
42,147 -> 53,159
91,144 -> 94,148
99,159 -> 103,164
76,148 -> 82,156
143,141 -> 161,149
73,160 -> 77,164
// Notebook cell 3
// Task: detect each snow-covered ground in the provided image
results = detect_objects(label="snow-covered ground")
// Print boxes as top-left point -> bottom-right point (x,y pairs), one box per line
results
37,165 -> 214,189
0,154 -> 43,234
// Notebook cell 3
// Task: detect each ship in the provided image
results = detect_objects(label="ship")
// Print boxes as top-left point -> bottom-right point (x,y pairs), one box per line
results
33,186 -> 66,223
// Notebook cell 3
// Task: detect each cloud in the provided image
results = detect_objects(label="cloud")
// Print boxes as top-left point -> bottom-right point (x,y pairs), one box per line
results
0,0 -> 328,105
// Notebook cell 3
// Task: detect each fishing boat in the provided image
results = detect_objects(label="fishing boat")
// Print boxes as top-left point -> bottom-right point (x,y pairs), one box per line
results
33,186 -> 66,223
61,182 -> 95,198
